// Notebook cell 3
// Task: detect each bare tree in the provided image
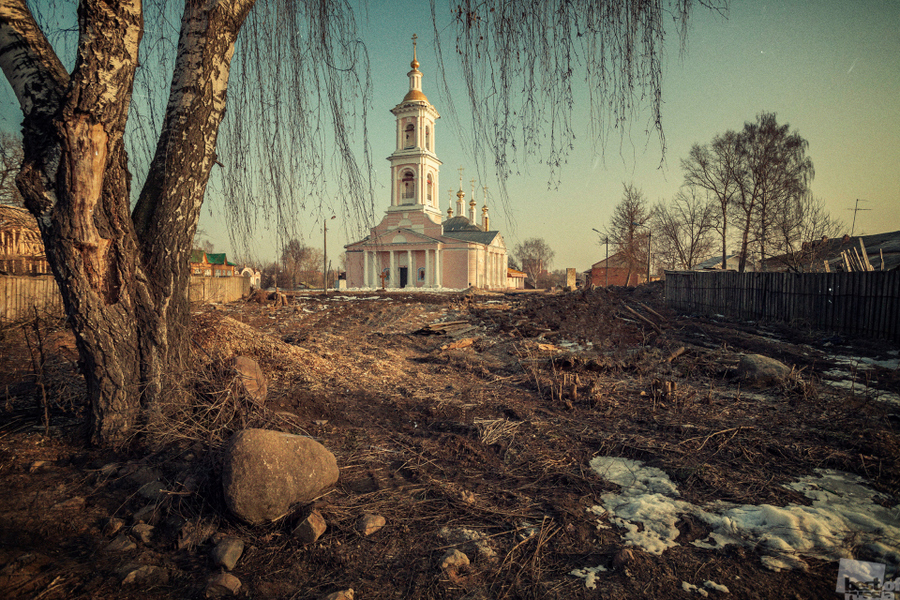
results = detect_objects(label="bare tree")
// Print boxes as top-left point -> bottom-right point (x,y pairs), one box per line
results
768,195 -> 844,272
652,187 -> 717,270
681,129 -> 740,269
606,183 -> 651,285
512,238 -> 555,286
0,132 -> 24,206
281,239 -> 322,288
0,0 -> 709,445
730,113 -> 814,271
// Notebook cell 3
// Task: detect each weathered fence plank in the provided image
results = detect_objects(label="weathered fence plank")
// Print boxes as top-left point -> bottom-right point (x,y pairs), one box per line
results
665,270 -> 900,342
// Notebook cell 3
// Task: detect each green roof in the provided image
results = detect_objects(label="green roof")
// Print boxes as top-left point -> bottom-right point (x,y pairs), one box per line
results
205,253 -> 235,266
190,249 -> 206,263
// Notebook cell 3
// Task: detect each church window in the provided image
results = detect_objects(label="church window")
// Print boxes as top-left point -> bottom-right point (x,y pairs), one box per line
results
401,170 -> 415,203
425,126 -> 430,151
418,267 -> 426,282
404,123 -> 415,148
426,174 -> 433,203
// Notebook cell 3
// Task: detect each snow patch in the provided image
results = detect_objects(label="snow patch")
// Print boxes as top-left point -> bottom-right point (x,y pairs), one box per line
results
587,457 -> 900,571
569,564 -> 607,589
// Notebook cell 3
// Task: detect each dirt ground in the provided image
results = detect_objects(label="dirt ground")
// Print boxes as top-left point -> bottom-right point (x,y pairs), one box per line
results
0,283 -> 898,599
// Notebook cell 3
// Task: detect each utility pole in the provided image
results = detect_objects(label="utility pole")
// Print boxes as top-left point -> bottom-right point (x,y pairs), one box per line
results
592,228 -> 610,287
323,215 -> 335,296
847,199 -> 871,237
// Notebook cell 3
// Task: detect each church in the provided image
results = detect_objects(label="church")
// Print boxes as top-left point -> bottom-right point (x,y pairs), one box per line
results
344,38 -> 507,290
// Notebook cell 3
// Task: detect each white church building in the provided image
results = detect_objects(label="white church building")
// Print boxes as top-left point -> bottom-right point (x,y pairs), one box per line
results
344,38 -> 507,290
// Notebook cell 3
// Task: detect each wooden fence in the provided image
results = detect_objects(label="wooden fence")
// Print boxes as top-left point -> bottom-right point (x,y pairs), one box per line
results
665,270 -> 900,342
1,275 -> 250,323
0,275 -> 63,323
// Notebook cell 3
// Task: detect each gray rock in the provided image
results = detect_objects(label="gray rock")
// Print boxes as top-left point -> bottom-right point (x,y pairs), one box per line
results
293,510 -> 327,544
128,466 -> 163,486
121,564 -> 169,586
132,504 -> 159,524
222,429 -> 339,524
205,572 -> 242,597
738,353 -> 792,385
103,517 -> 125,537
177,520 -> 217,551
131,523 -> 154,544
106,534 -> 137,553
232,356 -> 267,406
440,549 -> 470,571
211,537 -> 244,571
321,589 -> 354,600
137,480 -> 167,500
355,513 -> 386,536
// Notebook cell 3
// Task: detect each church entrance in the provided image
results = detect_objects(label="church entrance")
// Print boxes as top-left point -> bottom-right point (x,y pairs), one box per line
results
399,267 -> 408,288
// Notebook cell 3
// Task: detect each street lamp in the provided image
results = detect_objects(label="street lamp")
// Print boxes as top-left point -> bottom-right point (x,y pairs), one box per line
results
632,222 -> 651,284
592,228 -> 609,287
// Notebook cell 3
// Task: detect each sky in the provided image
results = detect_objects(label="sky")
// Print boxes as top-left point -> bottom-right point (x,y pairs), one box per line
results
1,0 -> 898,273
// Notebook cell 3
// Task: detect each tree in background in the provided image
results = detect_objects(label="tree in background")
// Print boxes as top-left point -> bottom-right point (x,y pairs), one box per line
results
768,195 -> 844,272
652,187 -> 717,271
606,183 -> 651,285
681,130 -> 740,270
0,132 -> 24,206
0,0 -> 708,445
281,239 -> 322,288
512,238 -> 555,287
731,113 -> 814,271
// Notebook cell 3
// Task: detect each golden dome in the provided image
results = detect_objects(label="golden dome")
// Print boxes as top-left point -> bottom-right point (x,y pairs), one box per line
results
402,89 -> 428,103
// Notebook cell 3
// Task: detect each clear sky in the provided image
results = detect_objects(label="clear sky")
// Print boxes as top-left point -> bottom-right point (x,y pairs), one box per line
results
2,1 -> 898,272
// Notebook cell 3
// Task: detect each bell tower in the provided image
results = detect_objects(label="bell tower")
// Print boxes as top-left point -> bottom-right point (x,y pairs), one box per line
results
387,34 -> 442,218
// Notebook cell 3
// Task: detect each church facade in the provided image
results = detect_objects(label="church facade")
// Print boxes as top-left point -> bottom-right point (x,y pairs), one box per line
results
344,39 -> 507,290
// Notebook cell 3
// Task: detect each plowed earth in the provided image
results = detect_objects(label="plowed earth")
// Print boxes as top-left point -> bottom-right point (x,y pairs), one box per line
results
1,283 -> 898,599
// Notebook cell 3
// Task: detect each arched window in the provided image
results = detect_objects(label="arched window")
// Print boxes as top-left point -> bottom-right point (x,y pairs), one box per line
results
426,174 -> 433,203
401,170 -> 415,203
404,123 -> 415,149
425,126 -> 430,151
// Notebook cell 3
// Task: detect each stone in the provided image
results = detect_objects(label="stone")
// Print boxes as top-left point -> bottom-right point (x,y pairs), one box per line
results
738,353 -> 792,385
177,520 -> 217,551
293,510 -> 327,544
121,564 -> 169,586
222,429 -> 339,525
440,549 -> 470,571
211,537 -> 245,571
205,573 -> 242,597
105,534 -> 137,553
103,517 -> 125,537
231,356 -> 267,406
137,480 -> 167,500
355,513 -> 386,536
133,504 -> 159,524
128,466 -> 163,486
131,523 -> 154,544
321,589 -> 354,600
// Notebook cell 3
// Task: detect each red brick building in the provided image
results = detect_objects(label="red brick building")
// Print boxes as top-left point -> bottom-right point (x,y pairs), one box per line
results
588,252 -> 644,287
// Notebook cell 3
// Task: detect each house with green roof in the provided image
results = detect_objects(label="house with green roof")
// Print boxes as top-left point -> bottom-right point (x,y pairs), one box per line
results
189,249 -> 237,277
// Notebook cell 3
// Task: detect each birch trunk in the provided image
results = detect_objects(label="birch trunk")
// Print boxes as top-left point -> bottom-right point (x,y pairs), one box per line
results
0,0 -> 253,446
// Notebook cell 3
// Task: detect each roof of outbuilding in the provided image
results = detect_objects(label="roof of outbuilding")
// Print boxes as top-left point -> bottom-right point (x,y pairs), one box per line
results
0,205 -> 39,231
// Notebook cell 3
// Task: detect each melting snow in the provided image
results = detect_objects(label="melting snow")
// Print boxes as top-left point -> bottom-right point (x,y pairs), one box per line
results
586,457 -> 900,572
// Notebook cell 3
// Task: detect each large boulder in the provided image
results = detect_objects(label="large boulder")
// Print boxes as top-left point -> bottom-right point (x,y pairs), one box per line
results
222,429 -> 339,524
737,353 -> 792,385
